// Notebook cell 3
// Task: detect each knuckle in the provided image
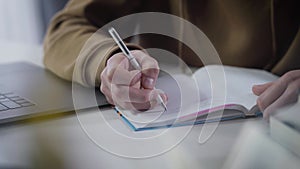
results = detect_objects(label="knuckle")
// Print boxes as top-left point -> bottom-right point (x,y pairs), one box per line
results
107,53 -> 124,65
107,68 -> 117,81
100,84 -> 105,93
100,70 -> 106,81
285,85 -> 299,102
132,50 -> 144,55
150,57 -> 159,66
145,57 -> 159,68
282,71 -> 296,82
143,64 -> 159,75
106,56 -> 116,66
100,85 -> 110,96
101,67 -> 116,83
278,79 -> 288,89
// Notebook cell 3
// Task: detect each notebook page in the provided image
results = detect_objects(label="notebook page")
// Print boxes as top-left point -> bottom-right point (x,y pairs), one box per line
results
194,65 -> 278,110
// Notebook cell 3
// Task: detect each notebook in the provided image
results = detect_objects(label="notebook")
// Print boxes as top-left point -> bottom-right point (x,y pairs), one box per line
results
115,65 -> 278,131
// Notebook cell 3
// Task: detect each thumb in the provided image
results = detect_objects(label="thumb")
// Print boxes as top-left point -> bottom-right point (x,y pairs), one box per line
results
130,50 -> 159,89
142,75 -> 156,89
140,61 -> 159,89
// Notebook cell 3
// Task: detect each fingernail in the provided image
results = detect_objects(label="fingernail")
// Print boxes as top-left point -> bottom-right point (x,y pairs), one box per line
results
143,77 -> 154,89
160,93 -> 168,103
254,84 -> 265,88
155,89 -> 167,103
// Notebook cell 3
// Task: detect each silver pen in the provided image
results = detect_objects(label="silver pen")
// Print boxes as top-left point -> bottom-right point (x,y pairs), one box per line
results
108,27 -> 167,111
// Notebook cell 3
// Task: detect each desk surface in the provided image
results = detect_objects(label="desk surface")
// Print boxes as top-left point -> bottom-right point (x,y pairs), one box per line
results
0,107 -> 265,169
0,42 -> 298,169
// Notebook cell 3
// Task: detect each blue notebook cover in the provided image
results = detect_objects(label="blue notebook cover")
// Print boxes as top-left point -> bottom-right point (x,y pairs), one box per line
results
113,107 -> 262,131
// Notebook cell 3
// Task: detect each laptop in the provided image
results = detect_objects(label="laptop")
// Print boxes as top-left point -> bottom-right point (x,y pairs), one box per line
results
0,62 -> 109,124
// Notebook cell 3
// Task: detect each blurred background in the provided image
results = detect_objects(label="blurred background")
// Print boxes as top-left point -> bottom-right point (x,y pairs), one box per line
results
0,0 -> 68,45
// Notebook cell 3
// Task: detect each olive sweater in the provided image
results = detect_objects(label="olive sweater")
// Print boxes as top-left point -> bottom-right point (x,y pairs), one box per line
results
44,0 -> 300,87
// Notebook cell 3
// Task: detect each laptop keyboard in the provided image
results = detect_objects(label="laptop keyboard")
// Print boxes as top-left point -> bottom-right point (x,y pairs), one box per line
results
0,92 -> 34,112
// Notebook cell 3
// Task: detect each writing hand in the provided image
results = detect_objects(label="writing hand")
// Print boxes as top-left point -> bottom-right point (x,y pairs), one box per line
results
100,50 -> 167,111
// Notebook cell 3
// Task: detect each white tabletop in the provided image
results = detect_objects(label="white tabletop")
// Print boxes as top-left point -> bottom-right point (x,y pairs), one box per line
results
0,42 -> 298,169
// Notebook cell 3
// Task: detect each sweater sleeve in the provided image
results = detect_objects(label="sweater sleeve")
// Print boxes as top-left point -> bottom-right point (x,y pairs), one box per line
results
43,0 -> 141,87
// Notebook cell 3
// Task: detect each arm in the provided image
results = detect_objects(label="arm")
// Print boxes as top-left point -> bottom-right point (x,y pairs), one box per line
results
44,0 -> 167,110
43,0 -> 140,87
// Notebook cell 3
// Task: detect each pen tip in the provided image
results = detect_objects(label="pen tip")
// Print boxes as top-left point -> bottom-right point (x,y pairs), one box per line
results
157,94 -> 167,112
162,103 -> 168,112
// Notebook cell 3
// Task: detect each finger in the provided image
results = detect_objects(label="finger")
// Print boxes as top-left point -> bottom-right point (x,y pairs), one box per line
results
111,85 -> 153,103
252,82 -> 274,96
100,83 -> 114,104
100,68 -> 110,94
255,70 -> 300,112
256,78 -> 289,111
111,69 -> 141,86
132,50 -> 159,89
117,93 -> 168,111
257,71 -> 300,110
106,53 -> 130,80
106,53 -> 127,70
100,67 -> 110,83
161,93 -> 168,103
105,95 -> 114,105
111,85 -> 167,103
263,78 -> 300,119
100,69 -> 117,105
155,89 -> 168,103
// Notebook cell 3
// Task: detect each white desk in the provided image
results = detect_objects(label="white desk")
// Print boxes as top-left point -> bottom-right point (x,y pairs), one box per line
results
0,42 -> 298,169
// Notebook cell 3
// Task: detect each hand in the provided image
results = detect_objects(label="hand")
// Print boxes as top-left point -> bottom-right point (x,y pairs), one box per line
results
252,70 -> 300,119
100,50 -> 167,111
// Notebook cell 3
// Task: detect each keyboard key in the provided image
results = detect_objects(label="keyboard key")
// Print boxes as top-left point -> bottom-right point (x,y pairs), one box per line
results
4,93 -> 18,98
10,97 -> 23,101
0,104 -> 8,111
0,98 -> 10,102
20,102 -> 34,107
1,101 -> 22,109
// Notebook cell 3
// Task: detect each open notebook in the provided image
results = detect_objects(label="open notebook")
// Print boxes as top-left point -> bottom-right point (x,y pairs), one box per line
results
115,65 -> 278,131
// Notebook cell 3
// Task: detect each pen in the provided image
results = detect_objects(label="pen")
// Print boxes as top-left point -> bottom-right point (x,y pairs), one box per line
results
108,27 -> 167,111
